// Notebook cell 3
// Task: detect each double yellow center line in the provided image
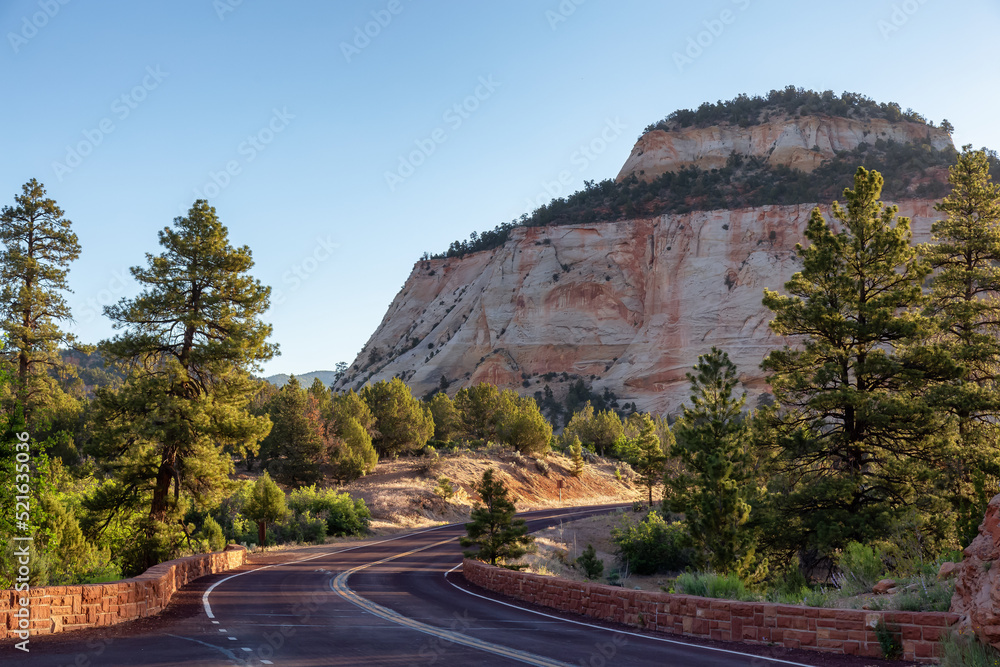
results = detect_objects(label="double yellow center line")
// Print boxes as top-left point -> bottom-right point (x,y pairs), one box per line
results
330,537 -> 573,667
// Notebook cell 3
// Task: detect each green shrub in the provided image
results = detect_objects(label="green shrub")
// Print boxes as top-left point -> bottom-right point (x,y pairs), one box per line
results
434,477 -> 456,500
274,511 -> 327,545
611,511 -> 693,575
196,516 -> 226,552
288,485 -> 370,537
894,577 -> 954,612
837,541 -> 885,595
939,630 -> 1000,667
576,544 -> 604,580
766,560 -> 810,603
676,572 -> 753,601
874,619 -> 902,660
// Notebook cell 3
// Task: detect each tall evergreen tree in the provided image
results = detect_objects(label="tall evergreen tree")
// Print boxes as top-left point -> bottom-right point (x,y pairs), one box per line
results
761,167 -> 949,557
922,146 -> 1000,544
0,179 -> 81,424
668,348 -> 757,576
259,377 -> 326,487
361,377 -> 434,456
92,201 -> 275,569
461,468 -> 532,567
631,413 -> 665,508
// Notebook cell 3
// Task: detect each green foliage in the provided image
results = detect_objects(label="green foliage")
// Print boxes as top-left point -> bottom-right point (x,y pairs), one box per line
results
630,414 -> 665,507
669,348 -> 758,577
287,484 -> 369,537
431,132 -> 954,261
92,200 -> 275,568
244,472 -> 286,547
563,404 -> 624,456
894,578 -> 954,612
455,382 -> 502,440
922,146 -> 1000,547
259,377 -> 326,487
874,619 -> 902,660
496,390 -> 552,455
196,516 -> 226,552
939,631 -> 1000,667
644,87 -> 931,134
361,377 -> 434,456
461,468 -> 532,567
576,544 -> 604,580
611,511 -> 692,575
836,542 -> 885,596
427,391 -> 460,442
675,571 -> 753,601
761,167 -> 950,558
434,476 -> 455,500
0,179 -> 82,426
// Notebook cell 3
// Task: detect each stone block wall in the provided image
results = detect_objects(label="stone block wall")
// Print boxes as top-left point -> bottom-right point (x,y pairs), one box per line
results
1,546 -> 246,639
462,559 -> 957,663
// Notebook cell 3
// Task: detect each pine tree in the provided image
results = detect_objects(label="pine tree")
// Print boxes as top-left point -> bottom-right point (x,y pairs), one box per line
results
244,472 -> 286,548
92,200 -> 275,567
922,146 -> 1000,544
669,347 -> 756,575
427,391 -> 460,442
461,468 -> 532,567
361,377 -> 434,456
631,414 -> 665,508
761,167 -> 949,556
0,179 -> 81,424
259,377 -> 326,487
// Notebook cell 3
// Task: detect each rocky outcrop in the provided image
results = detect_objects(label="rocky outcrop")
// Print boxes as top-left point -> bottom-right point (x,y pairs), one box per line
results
340,199 -> 941,415
951,493 -> 1000,646
617,115 -> 952,181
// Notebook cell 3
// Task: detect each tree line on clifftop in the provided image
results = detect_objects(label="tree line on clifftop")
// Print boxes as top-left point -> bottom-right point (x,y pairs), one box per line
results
426,89 -> 1000,261
3,144 -> 1000,639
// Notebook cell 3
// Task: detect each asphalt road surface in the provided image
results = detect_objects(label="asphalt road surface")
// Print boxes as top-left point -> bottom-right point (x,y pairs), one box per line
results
2,505 -> 842,666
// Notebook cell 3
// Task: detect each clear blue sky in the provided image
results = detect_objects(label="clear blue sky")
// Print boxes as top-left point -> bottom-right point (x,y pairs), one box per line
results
4,0 -> 999,376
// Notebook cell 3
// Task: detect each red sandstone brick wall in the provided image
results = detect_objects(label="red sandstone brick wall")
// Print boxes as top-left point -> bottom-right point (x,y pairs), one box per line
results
0,546 -> 246,639
462,559 -> 958,663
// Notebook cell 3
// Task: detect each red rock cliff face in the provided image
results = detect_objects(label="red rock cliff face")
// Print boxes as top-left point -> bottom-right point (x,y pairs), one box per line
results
339,199 -> 941,415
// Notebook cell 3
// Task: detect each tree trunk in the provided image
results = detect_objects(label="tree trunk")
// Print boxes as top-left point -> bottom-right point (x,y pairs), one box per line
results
150,457 -> 175,522
258,520 -> 266,550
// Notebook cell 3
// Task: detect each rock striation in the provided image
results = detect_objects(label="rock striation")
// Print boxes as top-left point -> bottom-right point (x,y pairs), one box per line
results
617,114 -> 952,181
339,198 -> 941,415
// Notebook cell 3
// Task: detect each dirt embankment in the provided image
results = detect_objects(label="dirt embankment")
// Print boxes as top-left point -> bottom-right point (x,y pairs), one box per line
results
340,448 -> 643,532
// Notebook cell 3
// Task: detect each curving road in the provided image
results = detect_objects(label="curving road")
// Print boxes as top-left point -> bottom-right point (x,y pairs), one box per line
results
1,505 -> 839,666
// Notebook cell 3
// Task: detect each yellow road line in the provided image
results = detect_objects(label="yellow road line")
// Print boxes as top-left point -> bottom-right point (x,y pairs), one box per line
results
330,538 -> 574,667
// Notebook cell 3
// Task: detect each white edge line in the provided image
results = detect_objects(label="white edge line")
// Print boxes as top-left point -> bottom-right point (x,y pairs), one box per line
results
443,566 -> 819,667
202,505 -> 616,618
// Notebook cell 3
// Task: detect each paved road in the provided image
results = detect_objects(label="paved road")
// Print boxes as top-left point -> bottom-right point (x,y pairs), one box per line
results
1,505 -> 827,666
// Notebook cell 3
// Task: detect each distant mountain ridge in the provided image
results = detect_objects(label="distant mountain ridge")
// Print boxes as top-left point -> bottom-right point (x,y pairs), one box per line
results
265,370 -> 338,388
